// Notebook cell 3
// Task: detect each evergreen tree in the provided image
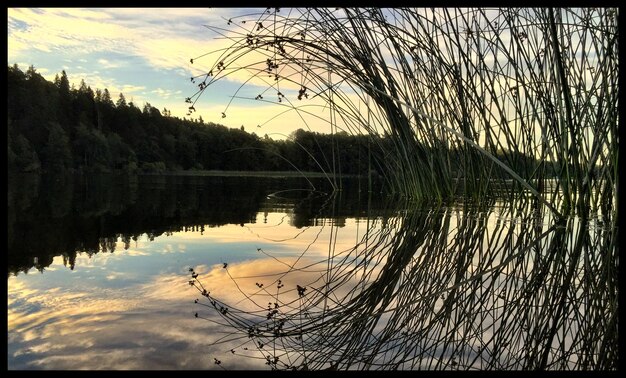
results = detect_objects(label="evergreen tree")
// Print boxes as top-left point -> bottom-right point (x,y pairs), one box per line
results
42,122 -> 73,171
116,93 -> 127,108
12,133 -> 41,172
56,70 -> 73,128
55,70 -> 70,94
101,88 -> 114,107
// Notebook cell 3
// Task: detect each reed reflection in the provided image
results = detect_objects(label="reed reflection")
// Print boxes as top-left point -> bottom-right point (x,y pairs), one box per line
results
189,195 -> 617,370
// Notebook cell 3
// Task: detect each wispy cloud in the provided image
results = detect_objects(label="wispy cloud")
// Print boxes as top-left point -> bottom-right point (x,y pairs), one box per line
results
7,8 -> 245,73
8,8 -> 129,56
97,58 -> 121,69
151,88 -> 182,100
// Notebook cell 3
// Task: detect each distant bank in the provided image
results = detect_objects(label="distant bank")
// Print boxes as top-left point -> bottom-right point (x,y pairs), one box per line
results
139,170 -> 368,178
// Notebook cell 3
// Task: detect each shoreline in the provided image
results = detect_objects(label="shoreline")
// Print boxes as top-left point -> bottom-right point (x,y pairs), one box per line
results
138,170 -> 367,178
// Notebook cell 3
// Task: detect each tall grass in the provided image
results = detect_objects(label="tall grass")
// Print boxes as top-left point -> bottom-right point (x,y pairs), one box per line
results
188,7 -> 618,220
185,7 -> 618,371
188,193 -> 617,370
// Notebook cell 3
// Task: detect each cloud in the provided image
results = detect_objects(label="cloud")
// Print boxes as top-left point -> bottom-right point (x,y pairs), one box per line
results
120,84 -> 146,93
7,8 -> 244,74
8,8 -> 129,57
8,8 -> 295,82
151,87 -> 182,100
97,58 -> 121,69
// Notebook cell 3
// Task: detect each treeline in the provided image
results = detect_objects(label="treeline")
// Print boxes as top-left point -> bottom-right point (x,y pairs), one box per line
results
7,65 -> 374,175
7,65 -> 563,182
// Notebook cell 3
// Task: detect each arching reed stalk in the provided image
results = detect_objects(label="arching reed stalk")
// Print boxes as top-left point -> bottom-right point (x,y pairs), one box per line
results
185,7 -> 618,371
189,7 -> 617,219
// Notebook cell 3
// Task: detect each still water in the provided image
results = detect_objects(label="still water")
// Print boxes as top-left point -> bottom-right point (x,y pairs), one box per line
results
7,173 -> 617,370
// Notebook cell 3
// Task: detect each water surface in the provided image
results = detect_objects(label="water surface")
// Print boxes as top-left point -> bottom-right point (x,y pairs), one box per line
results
7,173 -> 617,370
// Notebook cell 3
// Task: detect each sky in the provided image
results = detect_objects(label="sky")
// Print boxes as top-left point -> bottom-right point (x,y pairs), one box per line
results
7,8 -> 329,139
7,7 -> 611,146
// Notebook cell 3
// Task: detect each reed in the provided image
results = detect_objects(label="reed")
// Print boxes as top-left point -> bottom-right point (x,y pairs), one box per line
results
185,8 -> 618,370
188,7 -> 618,220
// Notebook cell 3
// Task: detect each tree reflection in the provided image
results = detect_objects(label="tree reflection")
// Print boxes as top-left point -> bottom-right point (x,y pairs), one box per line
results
7,174 -> 385,275
189,195 -> 617,370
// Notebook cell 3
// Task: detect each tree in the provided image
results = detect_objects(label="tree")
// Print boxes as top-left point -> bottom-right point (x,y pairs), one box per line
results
42,122 -> 73,171
7,65 -> 27,122
95,88 -> 115,133
11,133 -> 41,172
175,133 -> 197,170
143,103 -> 161,118
75,80 -> 97,130
55,70 -> 73,129
107,132 -> 137,171
7,120 -> 17,168
101,88 -> 114,107
116,93 -> 127,108
19,65 -> 59,151
73,124 -> 111,171
54,70 -> 70,94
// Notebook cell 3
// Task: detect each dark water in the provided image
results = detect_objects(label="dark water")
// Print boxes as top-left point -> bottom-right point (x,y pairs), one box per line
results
7,173 -> 617,370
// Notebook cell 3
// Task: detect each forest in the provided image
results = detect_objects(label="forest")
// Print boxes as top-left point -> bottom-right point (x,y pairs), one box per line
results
8,64 -> 552,180
7,64 -> 375,175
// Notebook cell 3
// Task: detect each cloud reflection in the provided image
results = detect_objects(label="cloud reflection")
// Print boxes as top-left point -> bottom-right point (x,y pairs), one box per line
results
8,267 -> 257,369
7,209 -> 377,370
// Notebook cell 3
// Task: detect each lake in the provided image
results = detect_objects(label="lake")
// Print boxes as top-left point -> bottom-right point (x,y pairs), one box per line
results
7,173 -> 617,370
